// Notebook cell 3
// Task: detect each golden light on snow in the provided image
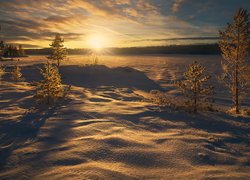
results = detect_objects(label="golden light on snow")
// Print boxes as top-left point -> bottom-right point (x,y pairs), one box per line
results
87,34 -> 109,51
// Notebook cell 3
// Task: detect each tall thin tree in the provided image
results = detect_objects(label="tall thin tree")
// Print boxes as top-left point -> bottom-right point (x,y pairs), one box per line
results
48,33 -> 67,67
219,8 -> 250,114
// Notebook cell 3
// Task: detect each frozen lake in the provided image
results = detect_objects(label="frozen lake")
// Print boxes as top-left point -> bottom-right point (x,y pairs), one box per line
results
1,54 -> 223,87
1,54 -> 249,106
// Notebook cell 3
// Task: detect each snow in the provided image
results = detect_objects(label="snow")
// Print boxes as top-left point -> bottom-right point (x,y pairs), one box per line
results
0,55 -> 249,179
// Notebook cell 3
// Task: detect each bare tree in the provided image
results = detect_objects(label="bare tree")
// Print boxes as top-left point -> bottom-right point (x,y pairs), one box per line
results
176,61 -> 214,113
219,8 -> 250,114
48,33 -> 67,67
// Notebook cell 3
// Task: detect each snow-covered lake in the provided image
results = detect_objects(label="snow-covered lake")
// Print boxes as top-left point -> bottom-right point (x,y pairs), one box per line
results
2,54 -> 249,106
2,54 -> 223,87
1,54 -> 250,179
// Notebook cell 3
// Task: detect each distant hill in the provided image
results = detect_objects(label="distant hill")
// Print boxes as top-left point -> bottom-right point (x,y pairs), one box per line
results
25,44 -> 220,55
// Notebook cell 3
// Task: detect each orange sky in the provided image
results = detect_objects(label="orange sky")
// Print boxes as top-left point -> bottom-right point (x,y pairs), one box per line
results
0,0 -> 248,48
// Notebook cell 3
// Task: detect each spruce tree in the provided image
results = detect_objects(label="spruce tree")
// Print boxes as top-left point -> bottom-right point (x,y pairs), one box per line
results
13,46 -> 19,57
0,41 -> 4,57
0,25 -> 3,57
219,8 -> 250,114
48,34 -> 67,67
176,61 -> 214,113
35,61 -> 64,104
10,65 -> 23,81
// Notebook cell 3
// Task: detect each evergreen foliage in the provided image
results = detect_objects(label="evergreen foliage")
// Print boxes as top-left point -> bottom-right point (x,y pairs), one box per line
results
18,45 -> 25,56
48,34 -> 67,67
35,61 -> 64,104
10,65 -> 23,81
176,61 -> 214,113
219,8 -> 250,114
0,41 -> 4,56
1,43 -> 26,57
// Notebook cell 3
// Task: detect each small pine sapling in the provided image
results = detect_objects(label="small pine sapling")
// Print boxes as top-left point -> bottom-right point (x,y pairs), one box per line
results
10,65 -> 23,81
176,61 -> 214,113
35,61 -> 64,104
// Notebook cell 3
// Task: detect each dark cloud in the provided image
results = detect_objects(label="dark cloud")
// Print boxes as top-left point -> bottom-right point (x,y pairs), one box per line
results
130,36 -> 219,42
19,44 -> 43,48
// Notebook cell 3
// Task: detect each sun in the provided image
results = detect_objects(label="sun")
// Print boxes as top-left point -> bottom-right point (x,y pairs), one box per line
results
87,34 -> 108,51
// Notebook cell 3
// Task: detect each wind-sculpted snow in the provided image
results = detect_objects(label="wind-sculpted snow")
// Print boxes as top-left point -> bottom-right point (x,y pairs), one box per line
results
0,55 -> 249,179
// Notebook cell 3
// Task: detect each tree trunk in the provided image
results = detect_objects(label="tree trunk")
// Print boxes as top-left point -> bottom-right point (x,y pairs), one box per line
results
193,83 -> 197,113
235,66 -> 239,114
235,26 -> 240,114
194,95 -> 197,113
47,84 -> 50,104
47,94 -> 50,104
47,63 -> 51,104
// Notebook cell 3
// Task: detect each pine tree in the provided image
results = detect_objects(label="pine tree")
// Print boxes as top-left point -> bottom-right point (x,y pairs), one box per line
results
219,8 -> 250,114
0,41 -> 4,49
92,54 -> 99,65
35,61 -> 64,104
10,65 -> 23,81
0,41 -> 4,56
13,46 -> 19,57
4,45 -> 15,57
18,44 -> 25,56
176,61 -> 214,113
0,65 -> 5,81
0,25 -> 3,57
48,34 -> 67,67
4,45 -> 11,57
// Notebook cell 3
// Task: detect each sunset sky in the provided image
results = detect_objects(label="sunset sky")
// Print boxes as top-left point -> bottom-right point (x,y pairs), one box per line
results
0,0 -> 249,49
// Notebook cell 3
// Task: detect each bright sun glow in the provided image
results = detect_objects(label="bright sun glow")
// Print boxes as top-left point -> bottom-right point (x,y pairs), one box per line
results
87,34 -> 108,51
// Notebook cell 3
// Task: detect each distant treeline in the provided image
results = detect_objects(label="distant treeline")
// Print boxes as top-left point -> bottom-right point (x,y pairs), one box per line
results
110,44 -> 220,55
26,44 -> 220,55
0,41 -> 26,57
25,48 -> 89,55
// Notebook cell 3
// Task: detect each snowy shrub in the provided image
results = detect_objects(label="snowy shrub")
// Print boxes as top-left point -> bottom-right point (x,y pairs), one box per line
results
148,90 -> 184,111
